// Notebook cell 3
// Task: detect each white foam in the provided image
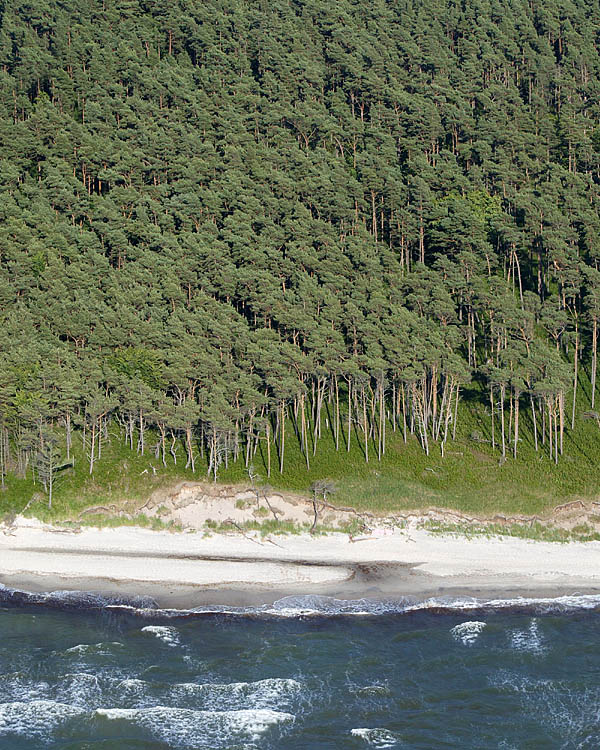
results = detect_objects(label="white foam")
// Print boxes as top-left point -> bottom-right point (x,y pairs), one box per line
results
352,683 -> 392,697
351,727 -> 399,747
95,706 -> 294,747
105,676 -> 303,712
114,677 -> 148,705
492,671 -> 600,743
0,673 -> 51,702
450,621 -> 486,645
509,618 -> 545,653
170,677 -> 303,711
0,700 -> 84,739
141,625 -> 181,647
57,673 -> 102,707
189,593 -> 600,618
65,641 -> 124,655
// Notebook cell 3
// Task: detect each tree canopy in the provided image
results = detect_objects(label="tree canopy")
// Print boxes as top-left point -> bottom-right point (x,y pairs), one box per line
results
1,0 -> 600,490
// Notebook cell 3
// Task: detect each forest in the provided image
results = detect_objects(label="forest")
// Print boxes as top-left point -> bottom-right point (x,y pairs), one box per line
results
1,0 -> 600,511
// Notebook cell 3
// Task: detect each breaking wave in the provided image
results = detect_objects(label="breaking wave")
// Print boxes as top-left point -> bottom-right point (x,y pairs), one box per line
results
2,584 -> 600,620
94,706 -> 295,748
351,727 -> 400,747
450,620 -> 486,645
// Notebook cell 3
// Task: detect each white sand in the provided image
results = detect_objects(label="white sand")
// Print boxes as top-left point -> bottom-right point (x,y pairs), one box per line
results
1,516 -> 600,605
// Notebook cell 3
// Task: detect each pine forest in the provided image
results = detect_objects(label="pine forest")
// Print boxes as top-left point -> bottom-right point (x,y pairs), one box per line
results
2,0 -> 600,515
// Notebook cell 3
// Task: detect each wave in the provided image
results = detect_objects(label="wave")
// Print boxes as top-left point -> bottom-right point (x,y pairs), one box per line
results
491,671 -> 600,745
0,584 -> 157,611
2,584 -> 600,619
0,700 -> 294,747
351,727 -> 400,747
450,621 -> 486,645
0,671 -> 305,715
509,618 -> 546,654
94,706 -> 295,748
141,625 -> 181,647
0,699 -> 85,739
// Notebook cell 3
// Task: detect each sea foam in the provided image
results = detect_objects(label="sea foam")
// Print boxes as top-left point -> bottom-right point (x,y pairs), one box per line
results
0,700 -> 84,739
95,705 -> 295,748
450,621 -> 486,645
141,625 -> 181,647
351,727 -> 399,747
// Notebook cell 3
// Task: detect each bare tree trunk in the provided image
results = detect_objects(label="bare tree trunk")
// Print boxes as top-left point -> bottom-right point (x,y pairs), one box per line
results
347,379 -> 352,452
452,385 -> 459,441
554,398 -> 559,464
138,408 -> 145,455
593,318 -> 598,409
490,385 -> 495,450
559,392 -> 564,455
169,431 -> 178,464
572,322 -> 579,429
402,385 -> 407,443
185,425 -> 195,472
380,378 -> 385,457
362,386 -> 369,462
279,403 -> 285,473
547,399 -> 553,460
301,394 -> 310,470
266,418 -> 271,478
530,393 -> 538,451
65,412 -> 72,461
500,385 -> 506,459
513,390 -> 520,459
89,419 -> 96,474
335,375 -> 340,451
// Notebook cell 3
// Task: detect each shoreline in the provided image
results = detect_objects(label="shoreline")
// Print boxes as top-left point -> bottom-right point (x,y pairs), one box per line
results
1,518 -> 600,608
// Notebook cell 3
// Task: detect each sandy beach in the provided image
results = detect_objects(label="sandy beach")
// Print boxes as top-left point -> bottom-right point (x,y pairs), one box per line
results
1,516 -> 600,607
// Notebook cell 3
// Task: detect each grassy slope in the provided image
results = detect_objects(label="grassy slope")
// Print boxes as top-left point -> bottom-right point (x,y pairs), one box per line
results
2,372 -> 600,521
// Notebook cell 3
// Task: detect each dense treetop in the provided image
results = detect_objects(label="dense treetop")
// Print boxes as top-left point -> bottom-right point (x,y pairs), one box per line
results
1,0 -> 600,494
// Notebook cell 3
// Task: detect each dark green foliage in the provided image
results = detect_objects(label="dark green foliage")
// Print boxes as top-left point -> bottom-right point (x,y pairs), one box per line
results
1,0 -> 600,509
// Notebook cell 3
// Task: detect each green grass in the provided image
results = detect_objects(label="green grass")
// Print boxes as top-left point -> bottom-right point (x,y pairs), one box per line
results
421,519 -> 600,543
3,368 -> 600,524
204,516 -> 366,537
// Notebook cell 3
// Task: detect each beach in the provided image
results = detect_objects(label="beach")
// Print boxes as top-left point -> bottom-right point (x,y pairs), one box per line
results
1,517 -> 600,607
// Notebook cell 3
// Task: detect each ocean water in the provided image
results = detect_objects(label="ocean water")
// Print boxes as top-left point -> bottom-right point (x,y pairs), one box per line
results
0,588 -> 599,748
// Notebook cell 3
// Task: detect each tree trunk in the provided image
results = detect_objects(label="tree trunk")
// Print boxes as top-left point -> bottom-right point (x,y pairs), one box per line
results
65,412 -> 72,461
452,386 -> 459,441
347,379 -> 352,452
530,393 -> 538,451
559,392 -> 564,455
335,375 -> 340,451
301,394 -> 310,470
279,403 -> 285,473
185,425 -> 195,472
571,322 -> 578,429
266,418 -> 271,478
547,399 -> 553,460
500,385 -> 506,459
490,385 -> 495,450
362,386 -> 369,462
513,390 -> 519,459
593,318 -> 598,409
89,418 -> 96,474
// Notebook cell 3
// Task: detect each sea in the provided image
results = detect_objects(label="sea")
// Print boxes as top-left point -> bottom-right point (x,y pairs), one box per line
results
0,586 -> 599,748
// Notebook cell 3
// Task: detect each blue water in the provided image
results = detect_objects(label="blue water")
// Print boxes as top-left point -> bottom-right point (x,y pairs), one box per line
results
0,589 -> 599,748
